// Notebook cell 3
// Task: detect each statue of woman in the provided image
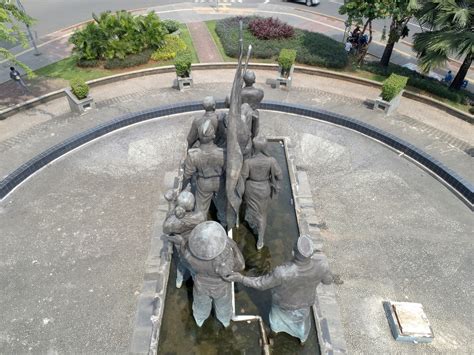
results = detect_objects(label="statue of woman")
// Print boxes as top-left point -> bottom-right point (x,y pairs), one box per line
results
241,136 -> 283,249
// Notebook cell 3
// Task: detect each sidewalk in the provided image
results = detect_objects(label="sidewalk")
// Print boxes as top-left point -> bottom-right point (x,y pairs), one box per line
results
1,3 -> 472,89
187,22 -> 223,62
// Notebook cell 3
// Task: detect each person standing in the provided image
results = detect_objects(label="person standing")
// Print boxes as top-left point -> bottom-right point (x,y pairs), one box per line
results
240,136 -> 282,250
168,221 -> 245,327
9,67 -> 29,94
187,96 -> 219,149
225,235 -> 333,343
184,120 -> 226,225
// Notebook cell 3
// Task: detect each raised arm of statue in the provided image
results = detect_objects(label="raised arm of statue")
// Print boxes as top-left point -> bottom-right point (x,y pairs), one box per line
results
240,266 -> 283,291
187,119 -> 199,148
183,151 -> 196,183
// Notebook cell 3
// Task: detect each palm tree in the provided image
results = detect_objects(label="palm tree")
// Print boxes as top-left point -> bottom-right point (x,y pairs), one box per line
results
413,0 -> 473,90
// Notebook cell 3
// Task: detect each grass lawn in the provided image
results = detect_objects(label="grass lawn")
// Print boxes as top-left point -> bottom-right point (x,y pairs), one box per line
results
36,24 -> 198,82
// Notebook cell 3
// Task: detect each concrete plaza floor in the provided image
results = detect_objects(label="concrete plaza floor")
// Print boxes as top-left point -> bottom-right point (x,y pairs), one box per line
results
0,69 -> 473,353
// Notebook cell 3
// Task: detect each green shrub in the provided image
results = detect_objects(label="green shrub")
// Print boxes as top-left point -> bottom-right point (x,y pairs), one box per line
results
175,50 -> 192,77
104,49 -> 153,69
278,48 -> 297,77
76,58 -> 100,68
70,11 -> 166,61
381,74 -> 408,101
214,17 -> 348,69
70,78 -> 89,100
362,62 -> 473,104
469,107 -> 474,115
151,35 -> 187,61
163,19 -> 180,34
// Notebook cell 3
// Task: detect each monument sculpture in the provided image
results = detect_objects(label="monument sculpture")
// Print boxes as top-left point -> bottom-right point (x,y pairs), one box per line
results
187,96 -> 219,148
225,235 -> 333,343
241,70 -> 264,139
168,221 -> 245,327
183,120 -> 226,224
163,184 -> 206,288
241,136 -> 282,249
160,21 -> 332,347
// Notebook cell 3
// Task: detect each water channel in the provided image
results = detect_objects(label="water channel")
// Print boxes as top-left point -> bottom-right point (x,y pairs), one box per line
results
158,141 -> 320,354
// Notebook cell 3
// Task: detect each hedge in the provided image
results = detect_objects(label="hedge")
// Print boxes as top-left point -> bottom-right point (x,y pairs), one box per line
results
104,49 -> 153,69
175,50 -> 192,77
278,48 -> 297,77
362,62 -> 473,104
381,74 -> 408,101
215,17 -> 348,69
70,78 -> 89,100
76,58 -> 100,68
151,35 -> 187,61
163,19 -> 180,34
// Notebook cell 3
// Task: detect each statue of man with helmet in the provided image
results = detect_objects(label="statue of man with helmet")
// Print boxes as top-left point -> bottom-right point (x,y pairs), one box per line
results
169,221 -> 245,327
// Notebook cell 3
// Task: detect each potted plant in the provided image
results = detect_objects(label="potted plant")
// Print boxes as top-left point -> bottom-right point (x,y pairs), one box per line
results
373,73 -> 408,115
276,48 -> 297,89
65,78 -> 95,114
175,50 -> 193,90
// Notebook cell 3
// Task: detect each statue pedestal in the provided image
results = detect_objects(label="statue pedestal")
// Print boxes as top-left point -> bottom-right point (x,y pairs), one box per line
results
276,65 -> 295,90
65,89 -> 95,114
177,74 -> 194,91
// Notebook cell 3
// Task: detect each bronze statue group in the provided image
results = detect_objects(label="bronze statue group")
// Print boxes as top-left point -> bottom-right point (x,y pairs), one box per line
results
163,67 -> 333,344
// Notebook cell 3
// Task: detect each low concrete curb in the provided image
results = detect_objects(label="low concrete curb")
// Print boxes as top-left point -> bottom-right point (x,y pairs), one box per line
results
1,63 -> 472,123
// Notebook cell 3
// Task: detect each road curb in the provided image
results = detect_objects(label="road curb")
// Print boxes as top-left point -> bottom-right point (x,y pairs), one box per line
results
1,63 -> 471,123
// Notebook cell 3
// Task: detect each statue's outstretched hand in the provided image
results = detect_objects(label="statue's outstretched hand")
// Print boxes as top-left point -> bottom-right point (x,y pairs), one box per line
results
223,272 -> 243,283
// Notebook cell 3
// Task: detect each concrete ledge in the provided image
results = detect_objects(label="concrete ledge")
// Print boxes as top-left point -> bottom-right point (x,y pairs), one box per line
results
1,63 -> 471,123
0,89 -> 65,119
1,101 -> 472,209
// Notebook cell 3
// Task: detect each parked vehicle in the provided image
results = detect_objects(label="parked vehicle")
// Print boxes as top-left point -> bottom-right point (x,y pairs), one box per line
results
286,0 -> 320,6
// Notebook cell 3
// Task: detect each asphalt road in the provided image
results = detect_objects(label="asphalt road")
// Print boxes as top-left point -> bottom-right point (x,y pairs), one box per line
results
22,0 -> 420,41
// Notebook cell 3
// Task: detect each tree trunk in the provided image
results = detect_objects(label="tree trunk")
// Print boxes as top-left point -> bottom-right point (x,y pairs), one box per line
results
380,18 -> 400,67
450,53 -> 472,90
380,42 -> 395,67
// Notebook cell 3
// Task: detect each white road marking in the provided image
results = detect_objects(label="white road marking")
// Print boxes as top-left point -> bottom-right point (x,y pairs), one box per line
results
408,22 -> 422,29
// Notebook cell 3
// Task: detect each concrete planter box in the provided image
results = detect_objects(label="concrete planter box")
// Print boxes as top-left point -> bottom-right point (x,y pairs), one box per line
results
373,90 -> 404,115
176,73 -> 193,91
276,65 -> 295,90
65,89 -> 95,114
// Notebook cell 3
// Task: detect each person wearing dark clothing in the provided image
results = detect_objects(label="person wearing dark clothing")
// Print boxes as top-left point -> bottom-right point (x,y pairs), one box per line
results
9,67 -> 28,94
401,25 -> 409,39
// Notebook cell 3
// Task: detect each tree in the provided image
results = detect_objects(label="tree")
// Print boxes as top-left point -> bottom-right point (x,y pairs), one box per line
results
380,0 -> 419,67
339,0 -> 391,43
413,0 -> 473,90
0,0 -> 35,77
339,0 -> 392,63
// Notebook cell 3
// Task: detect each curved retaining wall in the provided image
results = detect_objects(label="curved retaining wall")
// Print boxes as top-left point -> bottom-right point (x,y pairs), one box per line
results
0,101 -> 472,209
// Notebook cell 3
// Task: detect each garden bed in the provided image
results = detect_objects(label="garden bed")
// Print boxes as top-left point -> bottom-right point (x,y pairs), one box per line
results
213,17 -> 348,69
36,24 -> 198,82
